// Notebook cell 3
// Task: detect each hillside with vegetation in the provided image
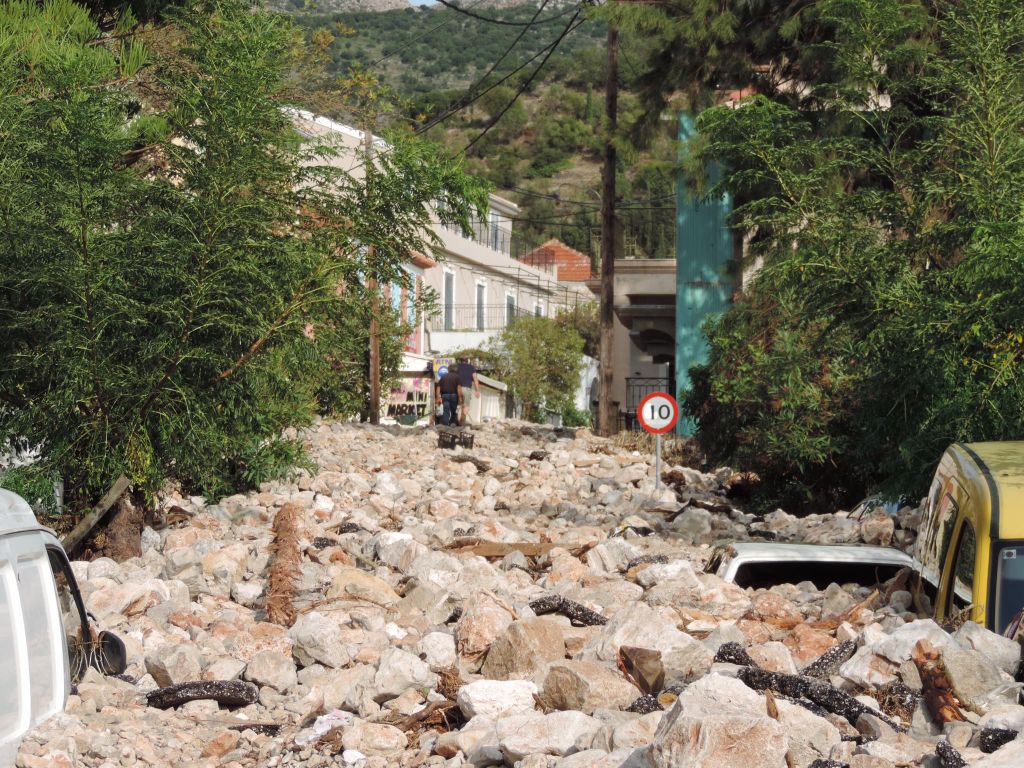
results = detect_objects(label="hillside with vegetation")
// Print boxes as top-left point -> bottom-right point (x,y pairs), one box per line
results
288,4 -> 678,261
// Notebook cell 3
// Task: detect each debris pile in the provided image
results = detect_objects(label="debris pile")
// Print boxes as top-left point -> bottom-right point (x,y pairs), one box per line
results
16,420 -> 1023,768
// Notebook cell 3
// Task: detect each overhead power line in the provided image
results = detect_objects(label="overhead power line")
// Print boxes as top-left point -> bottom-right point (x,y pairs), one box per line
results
462,9 -> 585,153
503,185 -> 677,207
372,0 -> 491,66
416,7 -> 584,134
432,0 -> 581,27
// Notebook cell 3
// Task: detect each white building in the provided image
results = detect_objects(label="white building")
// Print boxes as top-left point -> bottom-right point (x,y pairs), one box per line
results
289,110 -> 590,359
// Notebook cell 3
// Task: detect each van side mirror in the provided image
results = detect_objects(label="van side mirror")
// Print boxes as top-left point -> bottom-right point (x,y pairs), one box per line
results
96,631 -> 127,676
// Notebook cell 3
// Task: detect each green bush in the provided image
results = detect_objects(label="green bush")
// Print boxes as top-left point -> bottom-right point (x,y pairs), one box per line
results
0,0 -> 486,507
0,465 -> 62,523
561,404 -> 592,428
489,316 -> 585,422
685,0 -> 1024,510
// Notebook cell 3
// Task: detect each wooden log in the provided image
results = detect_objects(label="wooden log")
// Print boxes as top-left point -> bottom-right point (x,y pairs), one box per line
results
266,503 -> 301,627
449,454 -> 491,473
529,595 -> 607,626
146,680 -> 258,710
61,474 -> 131,554
912,640 -> 967,724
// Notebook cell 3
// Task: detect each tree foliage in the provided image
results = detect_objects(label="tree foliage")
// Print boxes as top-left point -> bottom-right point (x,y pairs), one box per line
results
0,0 -> 486,506
490,316 -> 584,422
683,0 -> 1024,510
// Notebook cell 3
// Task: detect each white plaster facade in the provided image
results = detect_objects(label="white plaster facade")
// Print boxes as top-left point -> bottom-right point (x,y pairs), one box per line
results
287,109 -> 592,360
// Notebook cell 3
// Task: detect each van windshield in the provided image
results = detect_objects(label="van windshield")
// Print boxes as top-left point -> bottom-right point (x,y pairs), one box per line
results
994,543 -> 1024,635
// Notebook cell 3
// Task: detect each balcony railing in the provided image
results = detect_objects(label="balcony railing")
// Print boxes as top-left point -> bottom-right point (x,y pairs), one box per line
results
427,303 -> 537,332
440,218 -> 514,256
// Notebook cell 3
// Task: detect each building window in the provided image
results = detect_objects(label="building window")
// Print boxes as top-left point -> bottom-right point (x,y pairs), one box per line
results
490,211 -> 500,252
391,282 -> 401,313
408,279 -> 417,325
534,301 -> 543,317
506,294 -> 516,326
443,271 -> 454,331
475,282 -> 486,331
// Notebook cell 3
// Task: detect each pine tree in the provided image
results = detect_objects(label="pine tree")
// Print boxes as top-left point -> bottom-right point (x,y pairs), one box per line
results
0,0 -> 487,509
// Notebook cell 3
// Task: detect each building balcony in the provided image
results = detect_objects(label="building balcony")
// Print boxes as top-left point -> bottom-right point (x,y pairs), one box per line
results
427,303 -> 537,333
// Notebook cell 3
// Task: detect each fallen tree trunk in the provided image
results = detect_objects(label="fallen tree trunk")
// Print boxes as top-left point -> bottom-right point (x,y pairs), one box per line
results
266,503 -> 301,627
62,474 -> 131,555
529,595 -> 607,626
737,666 -> 903,731
912,640 -> 967,724
449,454 -> 491,473
146,680 -> 258,710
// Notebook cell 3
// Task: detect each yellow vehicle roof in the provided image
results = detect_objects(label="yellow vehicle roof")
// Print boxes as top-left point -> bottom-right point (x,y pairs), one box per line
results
957,442 -> 1024,540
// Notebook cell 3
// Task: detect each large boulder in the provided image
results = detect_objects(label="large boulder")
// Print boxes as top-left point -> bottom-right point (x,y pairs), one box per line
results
455,591 -> 515,667
289,611 -> 351,669
940,647 -> 1014,714
540,660 -> 639,714
481,617 -> 566,680
372,647 -> 436,703
326,567 -> 400,607
456,680 -> 539,719
954,622 -> 1022,676
645,674 -> 788,768
341,719 -> 407,757
647,711 -> 788,768
496,710 -> 603,762
145,644 -> 203,688
243,650 -> 297,693
582,602 -> 695,663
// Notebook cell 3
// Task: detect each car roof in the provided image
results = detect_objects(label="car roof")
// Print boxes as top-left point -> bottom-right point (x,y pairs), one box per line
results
0,488 -> 51,538
955,442 -> 1024,540
723,541 -> 915,566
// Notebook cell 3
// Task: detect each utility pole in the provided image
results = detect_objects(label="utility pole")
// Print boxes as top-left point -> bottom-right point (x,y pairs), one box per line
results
364,124 -> 381,425
598,25 -> 619,437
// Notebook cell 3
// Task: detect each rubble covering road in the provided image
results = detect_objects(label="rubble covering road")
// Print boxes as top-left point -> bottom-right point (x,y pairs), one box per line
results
17,420 -> 1024,768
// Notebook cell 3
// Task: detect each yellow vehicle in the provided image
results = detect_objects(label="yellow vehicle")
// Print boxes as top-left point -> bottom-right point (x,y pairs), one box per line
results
916,442 -> 1024,635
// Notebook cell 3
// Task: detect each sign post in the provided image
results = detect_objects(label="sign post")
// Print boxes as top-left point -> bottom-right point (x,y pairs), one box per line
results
636,392 -> 679,490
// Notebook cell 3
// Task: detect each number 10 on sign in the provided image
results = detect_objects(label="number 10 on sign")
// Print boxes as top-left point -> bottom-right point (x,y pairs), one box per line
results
637,392 -> 679,490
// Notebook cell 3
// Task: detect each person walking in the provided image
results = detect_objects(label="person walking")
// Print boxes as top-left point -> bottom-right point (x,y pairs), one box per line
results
435,366 -> 462,427
457,357 -> 480,426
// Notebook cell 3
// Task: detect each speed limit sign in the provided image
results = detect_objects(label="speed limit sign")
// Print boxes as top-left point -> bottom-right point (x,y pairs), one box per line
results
637,392 -> 679,434
637,392 -> 677,490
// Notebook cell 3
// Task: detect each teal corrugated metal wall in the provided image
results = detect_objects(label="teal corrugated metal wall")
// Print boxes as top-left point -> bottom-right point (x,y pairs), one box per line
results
675,113 -> 733,435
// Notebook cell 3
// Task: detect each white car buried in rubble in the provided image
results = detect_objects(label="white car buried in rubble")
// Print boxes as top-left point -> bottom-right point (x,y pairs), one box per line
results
705,541 -> 916,590
0,489 -> 125,766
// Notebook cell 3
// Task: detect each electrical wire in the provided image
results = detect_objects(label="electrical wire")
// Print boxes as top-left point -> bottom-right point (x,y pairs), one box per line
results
372,0 -> 491,66
462,9 -> 585,153
454,0 -> 554,110
503,185 -> 677,207
431,0 -> 582,27
415,5 -> 584,134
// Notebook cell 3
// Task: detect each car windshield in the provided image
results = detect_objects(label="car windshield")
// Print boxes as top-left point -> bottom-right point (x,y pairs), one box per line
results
995,543 -> 1024,635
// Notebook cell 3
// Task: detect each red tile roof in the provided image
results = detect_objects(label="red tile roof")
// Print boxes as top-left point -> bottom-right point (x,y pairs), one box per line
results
520,239 -> 593,282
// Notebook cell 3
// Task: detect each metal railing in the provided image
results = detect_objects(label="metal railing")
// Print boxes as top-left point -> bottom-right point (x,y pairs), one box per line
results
623,376 -> 674,431
440,218 -> 516,257
427,303 -> 537,332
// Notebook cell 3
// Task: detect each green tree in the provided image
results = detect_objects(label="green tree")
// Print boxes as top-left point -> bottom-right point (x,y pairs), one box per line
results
490,317 -> 584,422
0,0 -> 486,508
685,0 -> 1024,509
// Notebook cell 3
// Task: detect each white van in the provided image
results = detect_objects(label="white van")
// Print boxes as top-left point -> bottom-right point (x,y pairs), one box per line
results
0,489 -> 125,765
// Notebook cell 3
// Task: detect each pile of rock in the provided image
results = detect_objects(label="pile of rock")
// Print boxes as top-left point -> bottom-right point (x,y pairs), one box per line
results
16,420 -> 1022,768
